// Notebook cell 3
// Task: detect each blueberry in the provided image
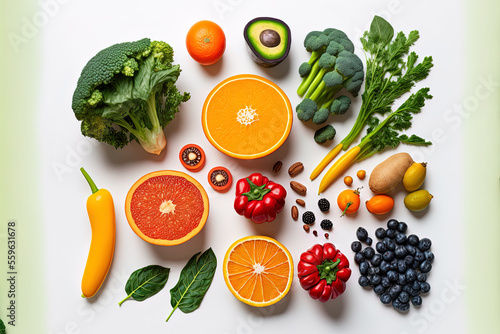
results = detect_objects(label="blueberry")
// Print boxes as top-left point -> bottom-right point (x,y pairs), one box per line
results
385,239 -> 396,251
380,293 -> 392,304
380,261 -> 391,273
376,242 -> 386,253
358,275 -> 370,287
406,268 -> 417,282
415,251 -> 425,263
398,302 -> 410,312
395,246 -> 408,258
383,251 -> 395,261
410,288 -> 420,297
412,261 -> 420,269
398,291 -> 410,303
420,282 -> 431,293
368,266 -> 380,275
389,284 -> 402,298
408,234 -> 419,246
390,258 -> 398,269
412,281 -> 421,291
351,241 -> 362,253
387,219 -> 399,230
354,252 -> 365,264
424,251 -> 435,263
420,260 -> 432,273
374,284 -> 385,295
395,233 -> 408,245
398,274 -> 407,285
375,227 -> 387,239
392,298 -> 403,310
387,270 -> 398,282
371,254 -> 383,267
370,275 -> 382,286
404,255 -> 414,266
397,222 -> 408,233
386,229 -> 396,239
405,244 -> 417,256
403,284 -> 413,294
381,276 -> 391,288
363,247 -> 375,259
397,260 -> 407,273
356,227 -> 369,242
418,238 -> 432,251
417,273 -> 428,282
365,237 -> 373,246
411,295 -> 423,307
359,261 -> 370,275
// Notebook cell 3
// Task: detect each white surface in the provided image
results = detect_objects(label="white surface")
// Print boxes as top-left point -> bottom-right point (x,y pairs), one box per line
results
39,0 -> 467,333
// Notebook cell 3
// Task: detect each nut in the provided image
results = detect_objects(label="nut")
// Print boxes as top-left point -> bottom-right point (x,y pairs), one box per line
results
303,225 -> 310,233
288,162 -> 304,177
291,206 -> 298,221
272,161 -> 283,173
290,181 -> 307,196
313,230 -> 318,236
325,233 -> 329,239
296,199 -> 306,207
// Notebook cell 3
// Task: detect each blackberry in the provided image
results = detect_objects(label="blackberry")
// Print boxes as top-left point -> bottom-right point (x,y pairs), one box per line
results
302,211 -> 315,225
317,198 -> 330,212
356,227 -> 369,241
320,219 -> 333,230
351,241 -> 362,253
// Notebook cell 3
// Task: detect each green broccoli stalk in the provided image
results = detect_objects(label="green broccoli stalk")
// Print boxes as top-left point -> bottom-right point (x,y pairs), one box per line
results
72,38 -> 190,155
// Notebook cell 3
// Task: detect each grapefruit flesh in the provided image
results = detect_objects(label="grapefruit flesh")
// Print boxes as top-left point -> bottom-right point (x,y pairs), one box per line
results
125,171 -> 209,246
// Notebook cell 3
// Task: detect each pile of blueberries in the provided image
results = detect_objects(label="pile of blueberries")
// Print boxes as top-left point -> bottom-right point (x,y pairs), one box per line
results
351,219 -> 434,312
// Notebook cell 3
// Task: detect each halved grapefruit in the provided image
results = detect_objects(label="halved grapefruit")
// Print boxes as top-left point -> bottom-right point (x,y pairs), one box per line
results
125,170 -> 209,246
202,74 -> 293,160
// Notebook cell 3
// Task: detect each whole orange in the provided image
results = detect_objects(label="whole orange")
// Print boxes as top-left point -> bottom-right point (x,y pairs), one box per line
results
186,20 -> 226,65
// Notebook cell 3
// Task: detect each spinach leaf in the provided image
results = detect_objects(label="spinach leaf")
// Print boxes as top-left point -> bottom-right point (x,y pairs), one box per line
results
0,318 -> 5,334
118,265 -> 170,306
369,15 -> 394,45
166,248 -> 217,322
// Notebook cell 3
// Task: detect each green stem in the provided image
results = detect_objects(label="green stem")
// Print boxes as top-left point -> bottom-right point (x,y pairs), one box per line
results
146,92 -> 160,129
80,167 -> 99,194
118,295 -> 131,307
305,68 -> 326,99
297,61 -> 321,96
341,202 -> 353,217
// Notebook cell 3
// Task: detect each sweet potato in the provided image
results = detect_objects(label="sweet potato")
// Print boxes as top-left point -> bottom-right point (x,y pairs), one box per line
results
369,153 -> 414,194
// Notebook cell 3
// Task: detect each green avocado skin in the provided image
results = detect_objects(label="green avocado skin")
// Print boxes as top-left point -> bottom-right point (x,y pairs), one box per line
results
244,17 -> 291,67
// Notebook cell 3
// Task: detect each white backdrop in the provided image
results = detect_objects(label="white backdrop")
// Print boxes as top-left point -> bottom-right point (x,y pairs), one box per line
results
39,0 -> 467,333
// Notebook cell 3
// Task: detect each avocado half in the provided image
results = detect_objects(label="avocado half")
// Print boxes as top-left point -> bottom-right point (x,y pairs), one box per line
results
244,17 -> 291,67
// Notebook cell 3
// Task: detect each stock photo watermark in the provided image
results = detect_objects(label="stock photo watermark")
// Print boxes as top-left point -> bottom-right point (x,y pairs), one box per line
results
51,139 -> 98,183
7,0 -> 73,52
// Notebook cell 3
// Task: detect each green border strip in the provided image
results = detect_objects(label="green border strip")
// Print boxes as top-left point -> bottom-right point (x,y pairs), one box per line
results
466,1 -> 500,332
0,0 -> 46,332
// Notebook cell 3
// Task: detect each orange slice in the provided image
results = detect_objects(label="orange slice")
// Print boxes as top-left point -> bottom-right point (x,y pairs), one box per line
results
202,74 -> 293,159
223,236 -> 293,307
125,170 -> 209,246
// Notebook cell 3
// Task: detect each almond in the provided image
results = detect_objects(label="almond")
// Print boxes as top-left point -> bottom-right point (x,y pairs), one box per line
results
296,199 -> 305,207
290,181 -> 307,196
291,206 -> 298,221
303,225 -> 310,233
288,162 -> 304,177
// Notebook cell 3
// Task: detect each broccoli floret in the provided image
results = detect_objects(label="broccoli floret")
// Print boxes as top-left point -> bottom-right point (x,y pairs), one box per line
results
71,38 -> 190,154
323,71 -> 344,88
314,125 -> 336,143
299,62 -> 312,77
330,95 -> 352,115
312,108 -> 330,124
296,98 -> 318,122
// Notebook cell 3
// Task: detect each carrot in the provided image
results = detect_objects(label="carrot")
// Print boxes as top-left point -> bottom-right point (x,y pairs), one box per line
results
318,146 -> 361,194
310,143 -> 343,180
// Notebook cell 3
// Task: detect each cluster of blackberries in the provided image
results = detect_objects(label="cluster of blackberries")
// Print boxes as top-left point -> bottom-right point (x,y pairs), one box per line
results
351,219 -> 434,312
301,198 -> 333,231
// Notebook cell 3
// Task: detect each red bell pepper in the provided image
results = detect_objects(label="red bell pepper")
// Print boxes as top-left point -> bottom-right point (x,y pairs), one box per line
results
298,243 -> 351,302
234,173 -> 287,223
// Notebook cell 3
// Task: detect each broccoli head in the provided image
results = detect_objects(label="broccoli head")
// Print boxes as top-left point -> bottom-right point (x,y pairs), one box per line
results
314,125 -> 336,143
330,95 -> 352,115
312,108 -> 330,124
299,62 -> 312,77
71,38 -> 189,155
296,98 -> 318,122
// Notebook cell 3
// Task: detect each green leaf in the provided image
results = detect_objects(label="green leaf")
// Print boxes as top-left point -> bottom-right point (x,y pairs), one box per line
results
118,265 -> 170,306
167,248 -> 217,322
0,318 -> 5,334
369,16 -> 394,45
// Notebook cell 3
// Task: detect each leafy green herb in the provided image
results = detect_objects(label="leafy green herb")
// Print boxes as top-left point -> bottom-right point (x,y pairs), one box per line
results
118,265 -> 170,306
340,15 -> 433,151
166,248 -> 217,322
0,317 -> 6,334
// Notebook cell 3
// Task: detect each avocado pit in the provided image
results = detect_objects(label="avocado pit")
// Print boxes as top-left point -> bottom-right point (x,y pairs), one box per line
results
260,29 -> 281,47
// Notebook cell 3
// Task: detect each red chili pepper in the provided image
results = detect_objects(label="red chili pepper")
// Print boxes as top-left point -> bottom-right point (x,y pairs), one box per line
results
234,173 -> 287,223
297,243 -> 351,302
